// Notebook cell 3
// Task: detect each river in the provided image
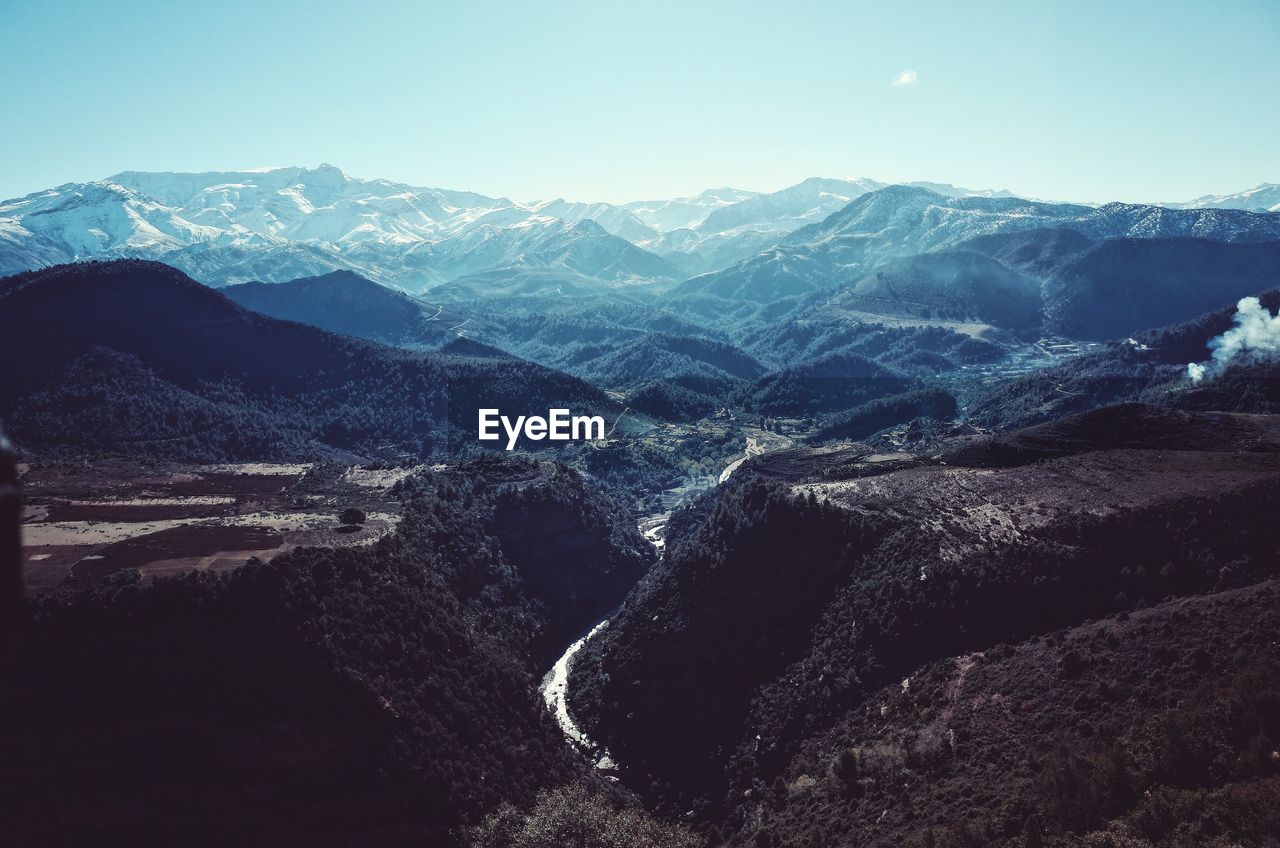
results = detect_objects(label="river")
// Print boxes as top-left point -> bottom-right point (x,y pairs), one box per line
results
538,428 -> 790,769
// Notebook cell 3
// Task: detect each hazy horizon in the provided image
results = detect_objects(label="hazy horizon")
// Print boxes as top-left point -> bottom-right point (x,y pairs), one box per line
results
7,160 -> 1278,211
0,161 -> 1037,206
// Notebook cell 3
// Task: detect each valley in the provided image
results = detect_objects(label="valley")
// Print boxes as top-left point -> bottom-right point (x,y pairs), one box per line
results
2,169 -> 1279,848
5,1 -> 1278,843
540,425 -> 796,775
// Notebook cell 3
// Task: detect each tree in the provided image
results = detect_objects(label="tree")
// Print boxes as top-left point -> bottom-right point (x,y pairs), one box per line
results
471,782 -> 699,848
339,507 -> 367,525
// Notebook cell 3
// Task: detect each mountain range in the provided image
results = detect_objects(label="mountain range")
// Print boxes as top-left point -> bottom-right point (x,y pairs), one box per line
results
672,187 -> 1280,338
0,167 -> 988,287
5,181 -> 1280,848
9,166 -> 1269,293
4,168 -> 1276,350
1162,182 -> 1280,213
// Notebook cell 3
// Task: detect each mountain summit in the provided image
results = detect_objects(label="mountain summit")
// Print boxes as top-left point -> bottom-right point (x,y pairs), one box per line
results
0,168 -> 1015,287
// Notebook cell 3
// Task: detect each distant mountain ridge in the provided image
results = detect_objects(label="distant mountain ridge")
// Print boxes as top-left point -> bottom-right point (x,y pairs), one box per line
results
0,167 -> 1017,287
2,168 -> 1273,302
1162,182 -> 1280,213
638,177 -> 1020,275
673,186 -> 1280,340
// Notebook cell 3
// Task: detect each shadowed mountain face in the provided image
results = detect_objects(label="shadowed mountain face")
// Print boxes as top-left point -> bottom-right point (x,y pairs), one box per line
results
670,187 -> 1280,340
971,288 -> 1280,430
823,251 -> 1044,335
566,333 -> 766,388
223,270 -> 476,349
568,404 -> 1280,844
224,271 -> 763,389
0,260 -> 614,460
1035,238 -> 1280,339
955,231 -> 1280,339
742,352 -> 911,416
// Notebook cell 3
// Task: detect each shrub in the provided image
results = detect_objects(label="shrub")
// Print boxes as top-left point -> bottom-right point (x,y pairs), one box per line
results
471,782 -> 699,848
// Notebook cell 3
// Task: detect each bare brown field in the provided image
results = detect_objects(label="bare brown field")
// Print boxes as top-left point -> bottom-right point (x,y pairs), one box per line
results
18,461 -> 406,594
42,501 -> 239,522
71,524 -> 284,586
161,472 -> 299,498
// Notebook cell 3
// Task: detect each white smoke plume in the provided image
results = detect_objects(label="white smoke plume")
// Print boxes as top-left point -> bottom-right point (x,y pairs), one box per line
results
1186,296 -> 1280,384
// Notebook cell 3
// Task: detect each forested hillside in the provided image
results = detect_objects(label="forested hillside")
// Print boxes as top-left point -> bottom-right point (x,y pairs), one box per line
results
4,4 -> 1279,846
0,261 -> 615,460
223,269 -> 475,349
0,457 -> 658,846
569,405 -> 1280,846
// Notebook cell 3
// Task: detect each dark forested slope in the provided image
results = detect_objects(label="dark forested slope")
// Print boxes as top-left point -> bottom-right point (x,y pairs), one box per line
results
568,405 -> 1280,844
0,261 -> 614,460
223,269 -> 476,349
0,457 -> 650,846
743,352 -> 912,416
761,581 -> 1280,847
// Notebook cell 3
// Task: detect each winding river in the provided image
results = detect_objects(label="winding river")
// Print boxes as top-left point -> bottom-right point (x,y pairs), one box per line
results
538,430 -> 788,769
539,618 -> 618,771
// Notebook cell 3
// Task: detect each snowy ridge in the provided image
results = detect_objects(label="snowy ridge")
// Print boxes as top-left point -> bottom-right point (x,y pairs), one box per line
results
1162,183 -> 1280,214
677,185 -> 1280,304
0,166 -> 685,288
2,166 -> 1273,290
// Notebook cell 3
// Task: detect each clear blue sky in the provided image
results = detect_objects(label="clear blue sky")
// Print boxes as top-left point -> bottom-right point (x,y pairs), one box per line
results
2,0 -> 1277,204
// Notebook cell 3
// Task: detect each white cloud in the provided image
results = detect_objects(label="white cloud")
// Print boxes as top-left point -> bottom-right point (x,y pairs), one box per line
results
892,69 -> 920,87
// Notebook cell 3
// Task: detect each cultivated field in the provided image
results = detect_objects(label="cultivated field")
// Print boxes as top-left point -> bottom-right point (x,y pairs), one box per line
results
19,460 -> 410,593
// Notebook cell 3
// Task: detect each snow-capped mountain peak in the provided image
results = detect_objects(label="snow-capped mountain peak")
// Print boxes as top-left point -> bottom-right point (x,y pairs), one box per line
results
8,166 -> 1265,293
1164,183 -> 1280,214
